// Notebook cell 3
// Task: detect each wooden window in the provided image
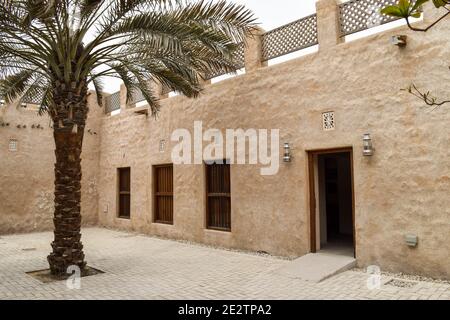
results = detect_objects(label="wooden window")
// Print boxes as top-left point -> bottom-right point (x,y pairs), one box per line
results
153,164 -> 174,224
118,167 -> 131,218
205,162 -> 231,231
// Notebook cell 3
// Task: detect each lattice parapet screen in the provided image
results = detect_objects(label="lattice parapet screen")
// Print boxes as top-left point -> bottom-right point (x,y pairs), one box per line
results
204,42 -> 245,80
131,84 -> 172,102
105,91 -> 120,113
131,89 -> 145,104
21,86 -> 46,105
339,0 -> 409,36
261,14 -> 318,62
232,42 -> 245,69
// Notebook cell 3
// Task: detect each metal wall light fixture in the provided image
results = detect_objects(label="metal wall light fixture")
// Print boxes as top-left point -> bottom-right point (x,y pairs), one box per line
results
391,35 -> 407,47
363,133 -> 374,156
283,143 -> 292,162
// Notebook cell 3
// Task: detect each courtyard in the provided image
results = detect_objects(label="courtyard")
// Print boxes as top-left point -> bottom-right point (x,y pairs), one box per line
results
0,228 -> 448,300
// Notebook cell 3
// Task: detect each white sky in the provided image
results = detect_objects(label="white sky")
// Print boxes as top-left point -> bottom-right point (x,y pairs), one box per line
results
104,0 -> 317,92
234,0 -> 316,31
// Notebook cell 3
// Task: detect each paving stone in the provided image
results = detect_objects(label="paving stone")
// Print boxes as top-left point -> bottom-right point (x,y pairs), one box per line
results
0,228 -> 448,300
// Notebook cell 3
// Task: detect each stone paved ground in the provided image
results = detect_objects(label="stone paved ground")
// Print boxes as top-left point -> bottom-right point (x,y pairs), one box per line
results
0,228 -> 449,300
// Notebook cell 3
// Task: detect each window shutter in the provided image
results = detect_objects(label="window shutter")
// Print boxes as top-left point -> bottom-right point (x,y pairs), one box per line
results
118,167 -> 131,218
206,163 -> 231,231
154,164 -> 174,224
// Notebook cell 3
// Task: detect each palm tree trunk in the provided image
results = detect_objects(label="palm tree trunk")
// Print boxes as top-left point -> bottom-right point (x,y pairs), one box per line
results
47,82 -> 88,275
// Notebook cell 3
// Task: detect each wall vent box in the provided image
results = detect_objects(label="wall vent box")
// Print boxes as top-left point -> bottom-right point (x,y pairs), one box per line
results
405,234 -> 418,247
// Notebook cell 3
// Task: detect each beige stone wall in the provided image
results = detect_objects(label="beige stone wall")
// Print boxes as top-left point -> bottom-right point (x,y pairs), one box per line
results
1,1 -> 449,278
97,9 -> 450,278
0,93 -> 102,234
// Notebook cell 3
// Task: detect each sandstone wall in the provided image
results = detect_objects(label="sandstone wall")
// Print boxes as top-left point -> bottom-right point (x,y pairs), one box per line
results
0,94 -> 102,234
0,1 -> 449,278
97,14 -> 450,278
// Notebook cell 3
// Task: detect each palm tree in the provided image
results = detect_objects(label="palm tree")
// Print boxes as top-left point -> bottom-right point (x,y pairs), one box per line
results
0,0 -> 255,276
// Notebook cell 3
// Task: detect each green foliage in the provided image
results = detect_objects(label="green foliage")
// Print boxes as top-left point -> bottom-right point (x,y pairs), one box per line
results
380,5 -> 406,18
0,0 -> 257,115
432,0 -> 449,8
381,0 -> 450,19
381,0 -> 427,18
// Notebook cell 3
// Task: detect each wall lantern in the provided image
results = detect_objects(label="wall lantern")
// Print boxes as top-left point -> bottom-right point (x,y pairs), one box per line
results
391,35 -> 407,47
283,143 -> 292,162
363,133 -> 374,156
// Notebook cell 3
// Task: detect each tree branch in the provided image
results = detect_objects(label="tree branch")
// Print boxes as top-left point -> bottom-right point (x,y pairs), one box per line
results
404,83 -> 450,107
405,5 -> 450,32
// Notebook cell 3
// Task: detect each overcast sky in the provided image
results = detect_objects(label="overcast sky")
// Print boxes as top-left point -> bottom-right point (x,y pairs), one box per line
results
233,0 -> 317,30
104,0 -> 317,92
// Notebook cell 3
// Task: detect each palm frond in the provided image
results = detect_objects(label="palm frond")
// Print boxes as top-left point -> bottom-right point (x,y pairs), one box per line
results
38,86 -> 53,116
0,0 -> 257,117
91,75 -> 104,107
0,69 -> 35,103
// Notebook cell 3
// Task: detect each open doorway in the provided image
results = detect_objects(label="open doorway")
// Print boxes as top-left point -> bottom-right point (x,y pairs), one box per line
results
308,148 -> 355,257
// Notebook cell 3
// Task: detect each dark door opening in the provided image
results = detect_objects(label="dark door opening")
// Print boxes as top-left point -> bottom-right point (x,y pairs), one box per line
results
320,152 -> 353,252
308,148 -> 355,257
